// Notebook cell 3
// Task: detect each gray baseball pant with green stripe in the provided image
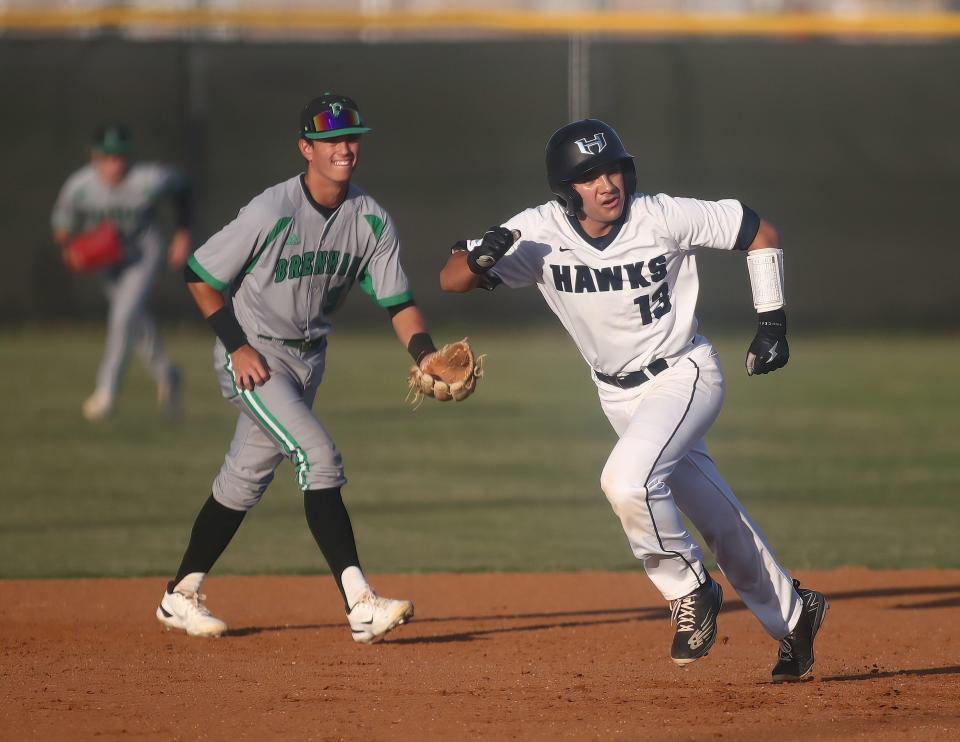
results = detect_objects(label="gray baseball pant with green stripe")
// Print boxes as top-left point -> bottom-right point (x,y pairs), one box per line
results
211,337 -> 346,511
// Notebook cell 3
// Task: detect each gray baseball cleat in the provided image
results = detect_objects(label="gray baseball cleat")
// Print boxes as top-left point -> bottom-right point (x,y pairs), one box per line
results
347,589 -> 414,644
771,580 -> 829,682
670,574 -> 723,666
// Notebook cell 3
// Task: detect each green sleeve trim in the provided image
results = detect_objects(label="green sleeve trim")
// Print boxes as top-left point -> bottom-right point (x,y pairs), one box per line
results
363,214 -> 385,241
244,216 -> 292,274
376,290 -> 415,308
187,254 -> 227,291
357,269 -> 413,307
358,269 -> 374,297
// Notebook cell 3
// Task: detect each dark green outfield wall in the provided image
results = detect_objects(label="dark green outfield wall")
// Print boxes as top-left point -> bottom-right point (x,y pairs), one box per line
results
2,37 -> 958,329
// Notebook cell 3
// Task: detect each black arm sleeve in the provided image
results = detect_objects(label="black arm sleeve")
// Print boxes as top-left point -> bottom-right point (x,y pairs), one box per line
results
387,299 -> 417,318
733,204 -> 761,252
406,332 -> 437,364
183,262 -> 204,283
206,306 -> 247,353
389,302 -> 436,362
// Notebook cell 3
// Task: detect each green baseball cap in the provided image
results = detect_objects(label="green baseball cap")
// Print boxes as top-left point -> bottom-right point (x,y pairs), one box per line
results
300,93 -> 371,140
93,124 -> 132,155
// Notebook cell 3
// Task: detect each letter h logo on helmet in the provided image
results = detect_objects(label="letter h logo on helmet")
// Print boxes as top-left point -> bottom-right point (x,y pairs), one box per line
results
575,132 -> 607,155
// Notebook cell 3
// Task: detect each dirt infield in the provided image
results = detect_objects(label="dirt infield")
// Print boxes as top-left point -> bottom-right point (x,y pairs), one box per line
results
3,569 -> 959,741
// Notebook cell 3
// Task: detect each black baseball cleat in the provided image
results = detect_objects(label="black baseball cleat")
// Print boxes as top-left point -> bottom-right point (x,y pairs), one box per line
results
670,574 -> 724,666
771,579 -> 829,683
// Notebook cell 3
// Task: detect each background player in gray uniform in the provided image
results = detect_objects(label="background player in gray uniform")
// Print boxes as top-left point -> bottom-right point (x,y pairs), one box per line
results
156,93 -> 442,643
51,124 -> 191,421
440,120 -> 828,682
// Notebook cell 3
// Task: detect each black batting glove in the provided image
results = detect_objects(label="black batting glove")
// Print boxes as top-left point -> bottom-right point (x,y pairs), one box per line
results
746,309 -> 789,376
467,226 -> 516,274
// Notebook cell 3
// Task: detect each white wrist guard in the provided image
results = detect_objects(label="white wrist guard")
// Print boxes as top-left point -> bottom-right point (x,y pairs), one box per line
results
746,247 -> 785,312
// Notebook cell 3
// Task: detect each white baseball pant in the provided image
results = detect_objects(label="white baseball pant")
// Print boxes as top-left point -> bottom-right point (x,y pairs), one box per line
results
597,337 -> 802,639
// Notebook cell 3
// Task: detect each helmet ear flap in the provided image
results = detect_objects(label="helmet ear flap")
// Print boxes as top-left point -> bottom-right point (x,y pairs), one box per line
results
554,161 -> 631,217
621,159 -> 637,197
554,185 -> 582,217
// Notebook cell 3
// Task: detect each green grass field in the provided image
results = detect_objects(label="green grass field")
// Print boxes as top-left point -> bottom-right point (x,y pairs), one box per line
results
1,327 -> 958,578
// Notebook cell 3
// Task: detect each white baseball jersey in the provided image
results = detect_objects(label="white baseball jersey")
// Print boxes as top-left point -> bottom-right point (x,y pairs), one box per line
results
470,194 -> 752,376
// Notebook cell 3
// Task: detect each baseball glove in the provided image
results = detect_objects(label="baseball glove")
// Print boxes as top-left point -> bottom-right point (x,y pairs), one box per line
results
407,338 -> 483,404
64,221 -> 122,272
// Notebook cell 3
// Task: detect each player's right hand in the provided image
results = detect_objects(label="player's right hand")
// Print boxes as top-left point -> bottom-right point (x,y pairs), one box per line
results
231,345 -> 271,390
467,226 -> 519,274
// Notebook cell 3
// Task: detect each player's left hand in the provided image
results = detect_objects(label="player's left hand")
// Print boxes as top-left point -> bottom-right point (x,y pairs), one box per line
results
167,228 -> 192,270
746,309 -> 789,376
408,338 -> 483,403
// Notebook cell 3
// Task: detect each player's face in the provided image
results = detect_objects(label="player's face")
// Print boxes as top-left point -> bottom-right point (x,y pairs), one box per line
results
300,135 -> 361,184
572,164 -> 626,234
91,152 -> 129,187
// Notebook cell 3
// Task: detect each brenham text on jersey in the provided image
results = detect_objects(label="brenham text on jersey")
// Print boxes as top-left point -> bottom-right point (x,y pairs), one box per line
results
188,176 -> 412,343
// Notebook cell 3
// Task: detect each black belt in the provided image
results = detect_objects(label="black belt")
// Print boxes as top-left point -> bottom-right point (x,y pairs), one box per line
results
595,358 -> 669,389
257,334 -> 326,352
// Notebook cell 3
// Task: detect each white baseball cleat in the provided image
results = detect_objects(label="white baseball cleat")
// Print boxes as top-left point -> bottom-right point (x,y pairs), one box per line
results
81,389 -> 115,422
347,589 -> 414,644
156,587 -> 228,637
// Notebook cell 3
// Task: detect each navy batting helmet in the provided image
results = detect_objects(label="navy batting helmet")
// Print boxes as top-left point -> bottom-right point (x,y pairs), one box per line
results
545,119 -> 636,216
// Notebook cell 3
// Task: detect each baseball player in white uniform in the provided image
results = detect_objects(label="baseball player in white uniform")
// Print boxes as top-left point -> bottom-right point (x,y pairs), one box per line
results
51,124 -> 191,421
440,119 -> 828,682
156,94 -> 443,644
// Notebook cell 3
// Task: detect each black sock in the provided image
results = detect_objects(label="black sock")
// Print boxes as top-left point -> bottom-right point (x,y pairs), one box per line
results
303,487 -> 362,607
172,494 -> 247,588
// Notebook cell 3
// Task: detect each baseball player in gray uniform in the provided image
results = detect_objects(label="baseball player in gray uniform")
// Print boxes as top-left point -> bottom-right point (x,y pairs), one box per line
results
157,93 -> 439,643
440,119 -> 828,682
52,124 -> 191,421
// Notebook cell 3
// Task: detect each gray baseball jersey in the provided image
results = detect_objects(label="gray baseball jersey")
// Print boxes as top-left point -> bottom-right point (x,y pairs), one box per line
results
191,175 -> 414,503
188,175 -> 412,345
51,162 -> 187,265
51,161 -> 186,398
